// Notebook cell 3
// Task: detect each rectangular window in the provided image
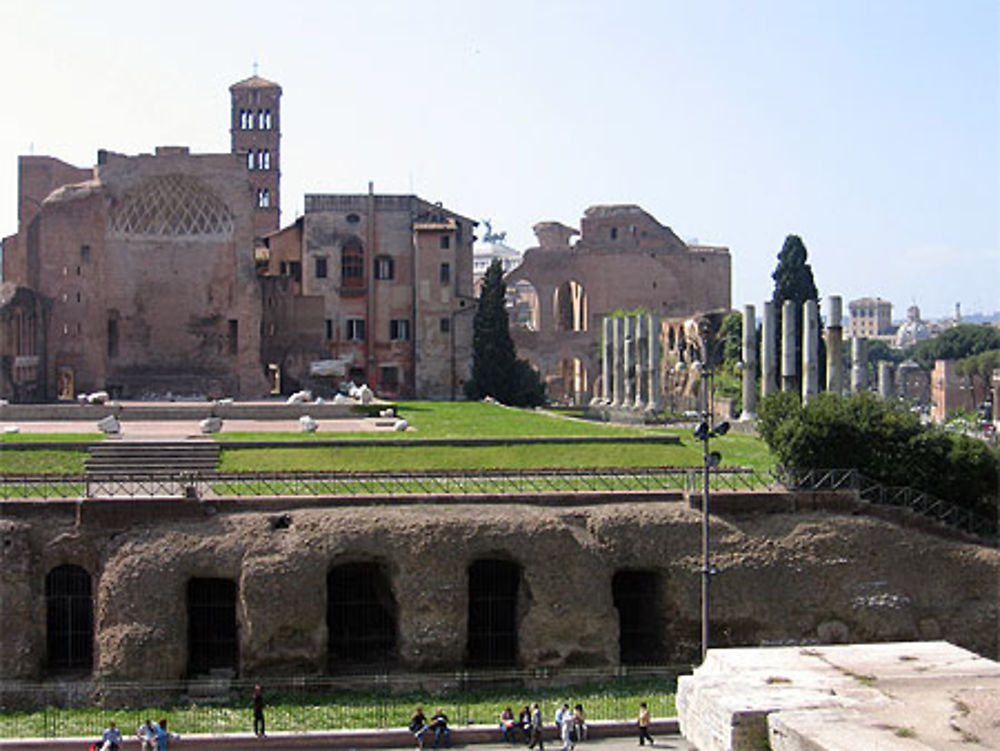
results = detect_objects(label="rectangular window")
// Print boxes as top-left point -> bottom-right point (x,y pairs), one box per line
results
80,244 -> 90,261
290,261 -> 302,282
440,235 -> 451,250
228,319 -> 239,355
315,256 -> 328,279
346,318 -> 365,341
439,262 -> 450,285
325,319 -> 333,340
107,319 -> 118,358
390,319 -> 410,341
381,366 -> 399,390
374,255 -> 394,280
440,317 -> 451,334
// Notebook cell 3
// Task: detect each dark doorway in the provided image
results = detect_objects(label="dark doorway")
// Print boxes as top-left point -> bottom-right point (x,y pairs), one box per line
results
327,562 -> 397,670
45,565 -> 93,672
466,559 -> 520,667
613,570 -> 661,665
187,578 -> 238,675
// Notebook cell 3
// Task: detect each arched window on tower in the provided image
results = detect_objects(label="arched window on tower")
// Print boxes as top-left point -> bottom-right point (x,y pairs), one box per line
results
257,189 -> 270,208
261,150 -> 270,170
341,238 -> 364,288
247,151 -> 255,170
257,109 -> 266,129
264,109 -> 272,129
46,564 -> 93,673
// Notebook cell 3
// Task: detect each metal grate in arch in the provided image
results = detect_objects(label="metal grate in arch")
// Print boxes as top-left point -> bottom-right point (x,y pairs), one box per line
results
45,564 -> 93,672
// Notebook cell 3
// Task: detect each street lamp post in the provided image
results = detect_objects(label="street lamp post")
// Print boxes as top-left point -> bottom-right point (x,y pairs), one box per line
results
692,362 -> 729,663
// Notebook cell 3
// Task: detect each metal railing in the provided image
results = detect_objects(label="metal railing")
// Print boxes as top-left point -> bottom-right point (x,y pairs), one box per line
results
776,467 -> 998,542
0,666 -> 688,738
1,467 -> 777,501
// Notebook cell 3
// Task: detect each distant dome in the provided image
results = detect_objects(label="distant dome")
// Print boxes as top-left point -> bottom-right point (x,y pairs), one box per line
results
110,174 -> 234,238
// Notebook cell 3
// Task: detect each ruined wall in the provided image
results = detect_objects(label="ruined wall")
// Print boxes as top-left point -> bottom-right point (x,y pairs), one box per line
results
1,498 -> 996,681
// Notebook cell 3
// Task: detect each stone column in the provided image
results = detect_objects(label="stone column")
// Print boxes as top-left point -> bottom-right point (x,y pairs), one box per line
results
802,300 -> 819,404
647,313 -> 662,413
741,304 -> 757,419
851,337 -> 867,394
635,314 -> 649,409
762,301 -> 777,398
601,317 -> 613,403
826,296 -> 844,395
623,316 -> 636,408
781,300 -> 797,393
612,317 -> 624,407
878,361 -> 893,399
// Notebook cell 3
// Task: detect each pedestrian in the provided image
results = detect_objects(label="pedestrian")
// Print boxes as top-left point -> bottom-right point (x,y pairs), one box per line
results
558,703 -> 575,751
528,703 -> 545,750
154,718 -> 179,751
253,684 -> 266,737
99,721 -> 123,751
409,706 -> 428,749
430,708 -> 451,748
638,702 -> 654,746
136,720 -> 157,751
519,704 -> 533,745
572,704 -> 587,742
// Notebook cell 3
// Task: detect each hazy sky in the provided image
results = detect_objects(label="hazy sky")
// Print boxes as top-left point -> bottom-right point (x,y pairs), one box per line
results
1,0 -> 997,319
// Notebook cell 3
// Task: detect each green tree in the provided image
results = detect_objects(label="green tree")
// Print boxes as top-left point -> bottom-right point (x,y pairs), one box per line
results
769,235 -> 823,388
771,235 -> 819,306
464,259 -> 546,406
908,324 -> 1000,369
757,390 -> 999,523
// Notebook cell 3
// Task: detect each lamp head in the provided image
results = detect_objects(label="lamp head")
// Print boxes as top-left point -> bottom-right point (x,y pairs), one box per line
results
715,421 -> 731,436
694,421 -> 710,441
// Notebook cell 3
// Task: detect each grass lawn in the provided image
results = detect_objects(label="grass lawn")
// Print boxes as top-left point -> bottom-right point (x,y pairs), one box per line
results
0,449 -> 89,474
0,676 -> 678,738
0,402 -> 775,476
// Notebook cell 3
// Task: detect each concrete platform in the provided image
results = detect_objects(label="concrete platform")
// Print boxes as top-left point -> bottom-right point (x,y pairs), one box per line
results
0,720 -> 690,751
677,641 -> 1000,750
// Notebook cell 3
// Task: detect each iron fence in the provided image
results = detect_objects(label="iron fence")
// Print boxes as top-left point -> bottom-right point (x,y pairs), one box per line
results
1,467 -> 776,501
775,467 -> 998,542
0,666 -> 688,739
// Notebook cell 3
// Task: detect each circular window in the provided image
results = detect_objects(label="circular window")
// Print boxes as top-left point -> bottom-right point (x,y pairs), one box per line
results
346,213 -> 361,224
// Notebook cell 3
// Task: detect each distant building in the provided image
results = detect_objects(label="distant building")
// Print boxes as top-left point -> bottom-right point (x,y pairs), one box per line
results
473,221 -> 522,289
0,75 -> 476,401
848,297 -> 893,339
893,305 -> 931,349
507,205 -> 730,404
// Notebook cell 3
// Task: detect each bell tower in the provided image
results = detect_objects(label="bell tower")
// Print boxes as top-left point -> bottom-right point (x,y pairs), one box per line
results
230,73 -> 282,235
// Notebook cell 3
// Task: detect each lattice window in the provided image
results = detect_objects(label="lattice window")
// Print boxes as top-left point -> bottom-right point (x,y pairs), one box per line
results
110,174 -> 235,238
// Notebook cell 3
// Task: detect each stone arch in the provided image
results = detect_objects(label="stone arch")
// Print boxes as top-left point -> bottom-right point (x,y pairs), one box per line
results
466,557 -> 522,667
612,569 -> 666,665
554,357 -> 590,406
553,280 -> 588,332
45,564 -> 93,673
508,278 -> 540,331
327,561 -> 397,671
187,577 -> 239,676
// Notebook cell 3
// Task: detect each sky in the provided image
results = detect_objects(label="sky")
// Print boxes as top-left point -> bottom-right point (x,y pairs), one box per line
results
1,0 -> 997,320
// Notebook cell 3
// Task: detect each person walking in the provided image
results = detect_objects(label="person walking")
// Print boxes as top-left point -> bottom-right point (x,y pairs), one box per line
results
528,703 -> 545,750
253,684 -> 266,738
558,703 -> 575,751
637,702 -> 654,746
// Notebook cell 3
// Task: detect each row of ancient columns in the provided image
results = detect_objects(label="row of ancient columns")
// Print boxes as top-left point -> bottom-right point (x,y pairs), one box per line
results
600,314 -> 662,413
741,295 -> 877,418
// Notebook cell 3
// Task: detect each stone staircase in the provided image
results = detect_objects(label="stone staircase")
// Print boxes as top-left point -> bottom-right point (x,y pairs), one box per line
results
85,441 -> 221,475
